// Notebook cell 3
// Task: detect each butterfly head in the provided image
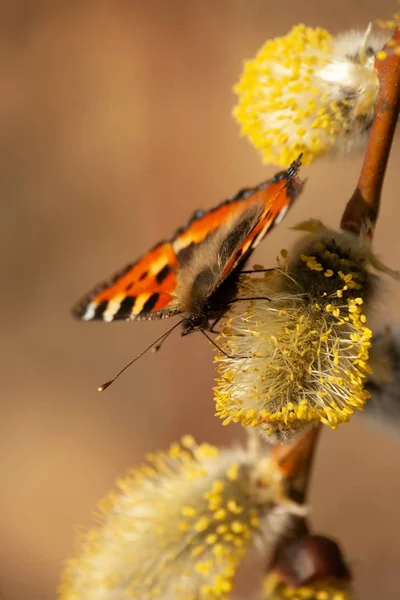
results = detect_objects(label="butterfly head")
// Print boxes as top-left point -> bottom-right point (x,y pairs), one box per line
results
181,313 -> 210,336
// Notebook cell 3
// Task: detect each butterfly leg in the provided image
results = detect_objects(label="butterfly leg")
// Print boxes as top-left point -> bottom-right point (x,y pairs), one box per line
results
201,330 -> 249,360
209,316 -> 222,335
240,268 -> 275,274
208,297 -> 270,335
227,296 -> 271,304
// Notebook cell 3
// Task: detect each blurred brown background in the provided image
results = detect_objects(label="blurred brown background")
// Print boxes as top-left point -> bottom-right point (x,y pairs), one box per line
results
1,1 -> 400,599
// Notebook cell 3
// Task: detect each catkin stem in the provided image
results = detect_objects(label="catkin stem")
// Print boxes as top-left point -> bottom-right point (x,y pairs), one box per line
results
271,425 -> 321,505
267,426 -> 322,550
341,27 -> 400,236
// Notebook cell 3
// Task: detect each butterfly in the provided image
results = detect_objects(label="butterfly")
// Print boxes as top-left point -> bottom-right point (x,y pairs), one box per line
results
73,157 -> 303,387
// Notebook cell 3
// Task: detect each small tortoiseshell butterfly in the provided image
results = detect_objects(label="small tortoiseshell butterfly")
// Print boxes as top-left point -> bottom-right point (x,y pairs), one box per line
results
73,158 -> 303,386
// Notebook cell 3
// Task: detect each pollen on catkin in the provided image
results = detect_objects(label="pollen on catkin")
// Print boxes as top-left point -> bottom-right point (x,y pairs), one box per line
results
214,221 -> 377,442
263,577 -> 354,600
235,587 -> 352,600
376,8 -> 400,33
59,436 -> 302,600
233,24 -> 388,166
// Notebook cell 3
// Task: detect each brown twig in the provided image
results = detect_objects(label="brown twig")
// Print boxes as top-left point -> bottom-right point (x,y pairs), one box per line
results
262,27 -> 400,592
267,428 -> 355,591
271,425 -> 321,539
272,425 -> 321,506
340,27 -> 400,236
266,533 -> 352,590
266,426 -> 353,590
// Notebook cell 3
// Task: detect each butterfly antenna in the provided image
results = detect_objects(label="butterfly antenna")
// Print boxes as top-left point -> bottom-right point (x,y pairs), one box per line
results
98,320 -> 183,392
151,322 -> 178,353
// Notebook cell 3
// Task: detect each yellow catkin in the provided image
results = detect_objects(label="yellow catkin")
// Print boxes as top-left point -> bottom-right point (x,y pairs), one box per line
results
214,223 -> 377,442
233,24 -> 386,166
59,438 -> 301,600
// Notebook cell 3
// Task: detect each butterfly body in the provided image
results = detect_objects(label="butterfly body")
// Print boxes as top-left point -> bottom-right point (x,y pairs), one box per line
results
73,158 -> 304,337
179,260 -> 247,336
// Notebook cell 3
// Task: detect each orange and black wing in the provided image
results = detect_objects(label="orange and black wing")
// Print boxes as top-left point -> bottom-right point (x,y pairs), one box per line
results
215,157 -> 303,287
73,241 -> 183,322
72,157 -> 303,322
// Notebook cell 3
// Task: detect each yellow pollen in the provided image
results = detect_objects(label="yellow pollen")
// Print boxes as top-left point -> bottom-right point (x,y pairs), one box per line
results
214,235 -> 372,440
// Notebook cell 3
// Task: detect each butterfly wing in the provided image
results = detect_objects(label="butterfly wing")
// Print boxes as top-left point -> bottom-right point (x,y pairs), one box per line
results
73,241 -> 183,322
73,158 -> 303,323
177,157 -> 304,313
216,157 -> 304,285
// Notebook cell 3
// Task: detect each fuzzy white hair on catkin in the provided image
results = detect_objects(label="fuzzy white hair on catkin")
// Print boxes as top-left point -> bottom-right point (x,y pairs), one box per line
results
59,437 -> 305,600
331,26 -> 388,62
315,26 -> 389,155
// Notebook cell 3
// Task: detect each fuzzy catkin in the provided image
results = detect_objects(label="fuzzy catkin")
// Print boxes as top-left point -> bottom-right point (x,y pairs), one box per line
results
233,24 -> 388,166
215,223 -> 374,442
59,437 -> 302,600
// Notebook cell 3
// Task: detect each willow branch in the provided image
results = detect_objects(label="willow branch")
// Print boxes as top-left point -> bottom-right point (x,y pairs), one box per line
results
341,27 -> 400,236
271,425 -> 321,539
